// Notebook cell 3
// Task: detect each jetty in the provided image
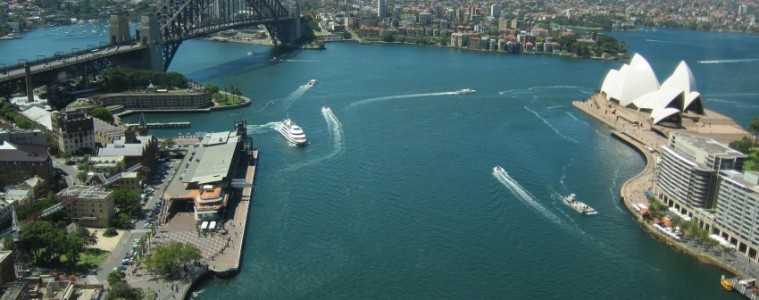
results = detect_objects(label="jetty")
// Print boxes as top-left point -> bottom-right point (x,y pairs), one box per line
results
124,143 -> 258,299
124,121 -> 190,129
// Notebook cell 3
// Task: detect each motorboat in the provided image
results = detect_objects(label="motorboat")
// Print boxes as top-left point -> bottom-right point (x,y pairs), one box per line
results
456,88 -> 476,94
247,51 -> 255,56
276,118 -> 308,146
308,79 -> 318,86
562,193 -> 598,215
493,165 -> 505,173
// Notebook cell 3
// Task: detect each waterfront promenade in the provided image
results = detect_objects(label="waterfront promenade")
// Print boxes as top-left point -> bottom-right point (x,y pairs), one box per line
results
573,93 -> 759,288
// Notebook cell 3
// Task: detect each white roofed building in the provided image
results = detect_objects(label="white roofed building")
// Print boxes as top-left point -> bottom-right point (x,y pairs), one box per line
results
599,53 -> 705,127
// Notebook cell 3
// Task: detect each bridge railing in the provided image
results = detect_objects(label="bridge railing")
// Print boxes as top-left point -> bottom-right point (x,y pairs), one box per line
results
0,39 -> 139,75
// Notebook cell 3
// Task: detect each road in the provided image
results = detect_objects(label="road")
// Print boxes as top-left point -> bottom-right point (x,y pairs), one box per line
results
91,157 -> 181,287
52,158 -> 80,186
0,43 -> 145,81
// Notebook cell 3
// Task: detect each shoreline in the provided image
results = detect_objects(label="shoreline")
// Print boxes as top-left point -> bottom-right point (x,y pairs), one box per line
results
113,93 -> 251,122
572,94 -> 750,279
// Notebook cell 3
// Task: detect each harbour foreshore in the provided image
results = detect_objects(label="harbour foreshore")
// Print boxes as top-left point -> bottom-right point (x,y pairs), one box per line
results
572,93 -> 751,280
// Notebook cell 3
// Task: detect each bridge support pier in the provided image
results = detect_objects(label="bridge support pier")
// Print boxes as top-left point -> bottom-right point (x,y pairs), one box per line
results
139,15 -> 164,71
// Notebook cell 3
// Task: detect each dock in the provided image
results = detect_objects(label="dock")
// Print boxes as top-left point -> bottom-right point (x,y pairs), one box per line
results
209,149 -> 258,274
124,121 -> 191,129
721,276 -> 758,299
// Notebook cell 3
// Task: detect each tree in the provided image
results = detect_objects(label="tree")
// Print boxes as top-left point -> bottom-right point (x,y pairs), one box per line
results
107,270 -> 125,287
729,137 -> 753,154
142,241 -> 201,278
112,188 -> 140,214
2,236 -> 12,251
749,116 -> 759,146
104,227 -> 118,237
89,107 -> 114,123
20,220 -> 86,267
203,84 -> 219,94
106,270 -> 142,300
75,224 -> 98,246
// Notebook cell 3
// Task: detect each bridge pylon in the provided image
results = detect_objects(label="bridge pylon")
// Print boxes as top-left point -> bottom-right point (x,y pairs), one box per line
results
139,15 -> 166,71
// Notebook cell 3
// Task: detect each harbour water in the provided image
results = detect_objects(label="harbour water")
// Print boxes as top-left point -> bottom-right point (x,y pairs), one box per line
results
4,27 -> 758,299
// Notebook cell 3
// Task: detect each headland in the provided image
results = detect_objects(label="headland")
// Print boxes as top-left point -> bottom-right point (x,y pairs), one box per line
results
573,92 -> 755,281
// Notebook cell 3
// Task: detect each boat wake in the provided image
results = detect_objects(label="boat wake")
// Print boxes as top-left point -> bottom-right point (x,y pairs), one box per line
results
705,97 -> 759,109
492,166 -> 562,225
524,106 -> 578,144
498,85 -> 581,96
246,122 -> 279,134
697,58 -> 759,64
321,106 -> 345,158
280,85 -> 311,111
645,39 -> 688,45
347,92 -> 456,108
191,289 -> 204,298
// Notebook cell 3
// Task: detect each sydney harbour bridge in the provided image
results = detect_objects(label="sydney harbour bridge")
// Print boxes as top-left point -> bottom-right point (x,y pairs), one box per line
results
0,0 -> 303,104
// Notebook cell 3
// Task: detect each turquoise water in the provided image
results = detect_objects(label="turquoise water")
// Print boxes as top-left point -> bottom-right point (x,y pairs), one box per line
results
5,27 -> 758,299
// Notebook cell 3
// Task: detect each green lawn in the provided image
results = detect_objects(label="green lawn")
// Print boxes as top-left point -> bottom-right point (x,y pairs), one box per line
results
213,93 -> 245,106
78,249 -> 110,268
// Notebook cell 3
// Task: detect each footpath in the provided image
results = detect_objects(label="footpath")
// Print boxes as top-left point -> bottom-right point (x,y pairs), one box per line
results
573,94 -> 759,285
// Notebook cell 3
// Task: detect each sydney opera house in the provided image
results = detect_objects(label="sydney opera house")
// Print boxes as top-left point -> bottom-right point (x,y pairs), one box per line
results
599,53 -> 704,127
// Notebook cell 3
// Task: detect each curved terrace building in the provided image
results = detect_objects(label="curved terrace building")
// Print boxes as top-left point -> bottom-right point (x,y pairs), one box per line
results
600,54 -> 704,126
656,131 -> 746,223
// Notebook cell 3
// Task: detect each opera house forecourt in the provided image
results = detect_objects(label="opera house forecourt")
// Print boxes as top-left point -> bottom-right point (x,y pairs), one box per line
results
574,53 -> 758,285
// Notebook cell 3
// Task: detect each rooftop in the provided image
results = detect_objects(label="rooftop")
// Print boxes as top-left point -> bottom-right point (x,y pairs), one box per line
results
183,131 -> 240,185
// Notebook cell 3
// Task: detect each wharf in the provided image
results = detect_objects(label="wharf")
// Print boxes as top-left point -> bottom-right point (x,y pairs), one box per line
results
124,149 -> 258,299
209,149 -> 258,274
124,121 -> 191,129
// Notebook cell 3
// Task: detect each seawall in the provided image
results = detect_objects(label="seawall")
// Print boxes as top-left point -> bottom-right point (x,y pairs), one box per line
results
572,97 -> 747,279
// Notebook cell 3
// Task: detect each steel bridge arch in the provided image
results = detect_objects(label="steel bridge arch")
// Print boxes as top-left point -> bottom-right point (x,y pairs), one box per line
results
153,0 -> 298,70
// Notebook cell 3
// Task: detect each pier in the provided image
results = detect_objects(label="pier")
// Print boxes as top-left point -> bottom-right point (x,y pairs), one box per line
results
124,121 -> 191,129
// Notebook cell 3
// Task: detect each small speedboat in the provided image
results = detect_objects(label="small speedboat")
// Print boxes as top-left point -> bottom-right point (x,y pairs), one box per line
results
493,165 -> 505,173
456,88 -> 476,94
308,79 -> 318,86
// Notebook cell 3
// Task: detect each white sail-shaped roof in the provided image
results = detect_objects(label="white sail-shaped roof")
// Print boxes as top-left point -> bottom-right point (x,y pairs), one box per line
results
661,61 -> 697,94
615,54 -> 660,106
651,107 -> 681,124
596,54 -> 706,126
600,69 -> 619,99
684,91 -> 704,113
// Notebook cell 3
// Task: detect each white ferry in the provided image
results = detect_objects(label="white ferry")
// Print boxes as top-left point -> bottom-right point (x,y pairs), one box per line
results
456,88 -> 476,94
308,79 -> 318,86
276,118 -> 308,146
562,193 -> 598,215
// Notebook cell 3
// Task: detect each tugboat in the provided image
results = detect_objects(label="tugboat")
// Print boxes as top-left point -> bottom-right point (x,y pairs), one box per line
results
562,193 -> 598,215
276,118 -> 307,146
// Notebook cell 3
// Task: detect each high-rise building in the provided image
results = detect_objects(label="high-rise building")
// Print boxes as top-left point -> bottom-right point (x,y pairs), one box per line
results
656,131 -> 745,212
378,0 -> 388,18
713,170 -> 759,261
490,3 -> 500,18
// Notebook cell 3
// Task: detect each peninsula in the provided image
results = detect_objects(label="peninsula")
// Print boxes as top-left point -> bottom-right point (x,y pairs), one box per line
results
573,53 -> 759,295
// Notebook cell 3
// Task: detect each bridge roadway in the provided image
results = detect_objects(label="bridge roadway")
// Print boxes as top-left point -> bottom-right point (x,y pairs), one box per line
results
0,43 -> 146,83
